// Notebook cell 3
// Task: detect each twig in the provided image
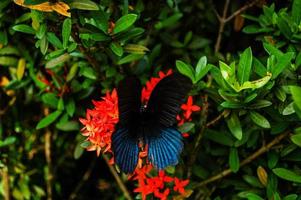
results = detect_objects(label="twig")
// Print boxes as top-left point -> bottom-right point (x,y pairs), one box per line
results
68,158 -> 96,200
194,131 -> 290,188
45,128 -> 53,200
1,164 -> 10,200
224,0 -> 261,23
206,110 -> 228,128
214,0 -> 260,53
103,155 -> 133,200
214,0 -> 230,53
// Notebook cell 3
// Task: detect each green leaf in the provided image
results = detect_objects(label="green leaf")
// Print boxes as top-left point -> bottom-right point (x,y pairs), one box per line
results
41,93 -> 58,108
40,35 -> 48,55
239,73 -> 271,91
229,147 -> 240,172
62,18 -> 72,49
277,14 -> 292,39
221,101 -> 243,109
80,66 -> 97,80
291,134 -> 301,147
66,63 -> 78,82
45,53 -> 70,69
110,42 -> 123,57
154,13 -> 183,30
69,0 -> 99,10
272,52 -> 294,79
290,86 -> 301,110
226,113 -> 242,140
238,47 -> 252,84
117,54 -> 143,65
178,122 -> 195,133
0,56 -> 18,66
74,142 -> 84,159
66,99 -> 75,117
249,100 -> 272,109
273,168 -> 301,183
204,129 -> 234,146
56,121 -> 79,131
195,56 -> 211,81
282,102 -> 295,115
124,44 -> 149,54
47,32 -> 63,49
57,98 -> 64,111
0,136 -> 17,148
238,192 -> 264,200
12,24 -> 35,34
250,111 -> 270,128
176,60 -> 195,83
36,110 -> 62,129
283,194 -> 298,200
263,43 -> 283,57
113,14 -> 138,34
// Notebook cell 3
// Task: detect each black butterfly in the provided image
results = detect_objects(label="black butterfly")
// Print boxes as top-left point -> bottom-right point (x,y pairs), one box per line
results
112,73 -> 192,173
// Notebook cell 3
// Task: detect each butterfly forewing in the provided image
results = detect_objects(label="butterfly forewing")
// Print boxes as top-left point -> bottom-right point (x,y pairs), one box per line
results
117,76 -> 141,127
146,73 -> 192,127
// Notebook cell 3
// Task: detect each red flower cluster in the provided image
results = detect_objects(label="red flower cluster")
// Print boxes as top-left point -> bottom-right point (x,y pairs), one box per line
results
79,89 -> 118,156
132,165 -> 190,200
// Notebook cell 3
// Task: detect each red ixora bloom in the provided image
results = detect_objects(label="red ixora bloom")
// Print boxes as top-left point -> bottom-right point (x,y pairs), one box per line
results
181,96 -> 201,119
173,177 -> 189,194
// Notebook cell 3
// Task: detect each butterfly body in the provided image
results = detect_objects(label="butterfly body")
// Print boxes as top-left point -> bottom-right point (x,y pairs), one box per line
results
112,73 -> 192,173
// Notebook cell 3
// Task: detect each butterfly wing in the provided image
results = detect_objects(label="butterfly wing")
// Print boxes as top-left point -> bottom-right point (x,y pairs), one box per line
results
117,76 -> 141,127
112,76 -> 141,173
147,73 -> 192,127
145,73 -> 192,169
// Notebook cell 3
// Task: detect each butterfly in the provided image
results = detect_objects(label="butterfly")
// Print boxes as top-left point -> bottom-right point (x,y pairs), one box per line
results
112,73 -> 192,173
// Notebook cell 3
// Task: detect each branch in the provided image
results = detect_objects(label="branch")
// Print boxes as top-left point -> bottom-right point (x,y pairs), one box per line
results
214,0 -> 230,53
225,0 -> 261,23
194,131 -> 290,188
1,164 -> 10,200
206,110 -> 228,128
103,155 -> 133,200
68,158 -> 96,200
45,128 -> 53,200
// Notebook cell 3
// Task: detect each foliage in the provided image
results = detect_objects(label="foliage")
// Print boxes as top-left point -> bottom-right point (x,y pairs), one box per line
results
1,0 -> 301,199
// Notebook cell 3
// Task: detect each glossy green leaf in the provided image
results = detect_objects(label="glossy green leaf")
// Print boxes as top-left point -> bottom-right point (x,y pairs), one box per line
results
195,56 -> 211,81
0,136 -> 17,148
178,122 -> 195,133
117,54 -> 143,65
238,47 -> 252,84
62,18 -> 72,49
113,14 -> 138,34
290,86 -> 301,110
272,52 -> 294,79
273,168 -> 301,183
226,113 -> 242,140
36,110 -> 62,129
110,42 -> 123,57
124,44 -> 149,54
229,147 -> 239,172
13,24 -> 35,34
250,111 -> 270,128
238,192 -> 264,200
45,53 -> 70,69
176,60 -> 195,83
70,0 -> 99,10
291,134 -> 301,147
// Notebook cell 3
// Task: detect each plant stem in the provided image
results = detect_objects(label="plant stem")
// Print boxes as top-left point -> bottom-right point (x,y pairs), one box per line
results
2,163 -> 10,200
103,155 -> 133,200
194,131 -> 290,188
45,128 -> 53,200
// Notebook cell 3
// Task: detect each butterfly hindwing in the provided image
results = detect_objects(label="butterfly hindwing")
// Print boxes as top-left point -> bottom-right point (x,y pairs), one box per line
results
112,128 -> 139,173
117,76 -> 141,126
147,73 -> 192,127
147,127 -> 183,169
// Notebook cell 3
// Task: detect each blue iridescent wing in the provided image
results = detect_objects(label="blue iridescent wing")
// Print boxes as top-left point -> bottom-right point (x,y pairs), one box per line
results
112,128 -> 139,173
146,127 -> 183,169
112,76 -> 141,173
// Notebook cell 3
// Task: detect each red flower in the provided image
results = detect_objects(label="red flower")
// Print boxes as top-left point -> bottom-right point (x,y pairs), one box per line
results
173,177 -> 189,194
154,188 -> 170,200
133,179 -> 153,200
181,96 -> 201,119
141,69 -> 172,102
79,89 -> 118,156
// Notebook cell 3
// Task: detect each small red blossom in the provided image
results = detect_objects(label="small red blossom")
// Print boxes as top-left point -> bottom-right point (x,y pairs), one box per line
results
181,96 -> 201,119
133,179 -> 153,200
173,177 -> 189,194
154,188 -> 170,200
